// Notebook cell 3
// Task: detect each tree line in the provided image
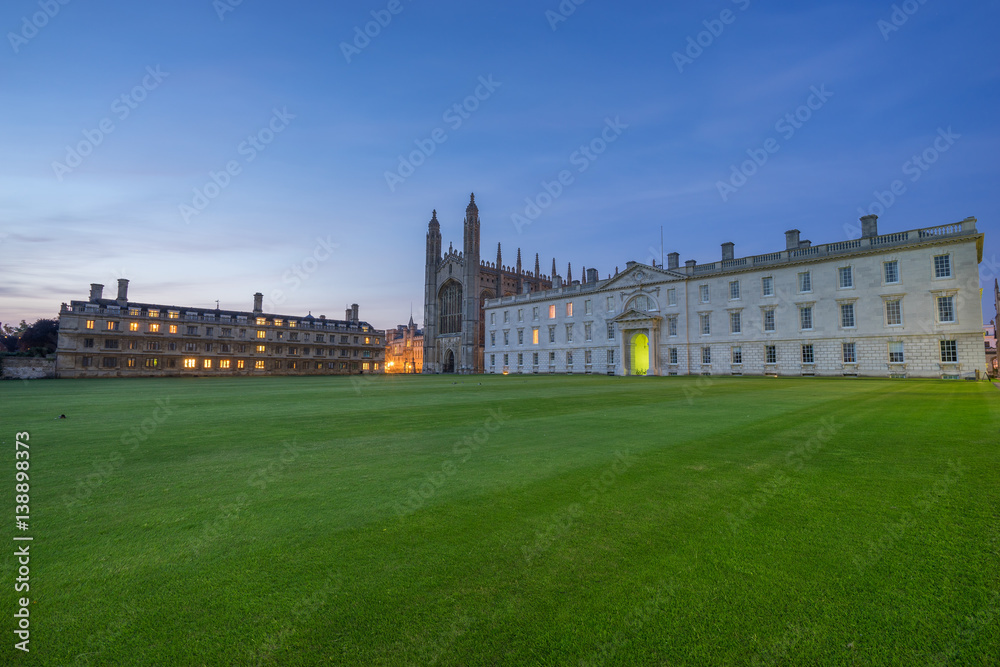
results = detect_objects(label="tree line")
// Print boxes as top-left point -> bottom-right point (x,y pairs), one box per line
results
1,320 -> 59,356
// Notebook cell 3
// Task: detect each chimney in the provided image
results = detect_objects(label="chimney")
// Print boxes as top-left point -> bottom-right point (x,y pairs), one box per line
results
626,260 -> 637,269
89,283 -> 104,303
667,252 -> 679,270
785,230 -> 800,250
346,307 -> 352,321
116,278 -> 129,305
860,214 -> 878,238
685,260 -> 696,274
253,292 -> 263,313
586,268 -> 599,283
553,275 -> 563,289
721,242 -> 735,261
351,304 -> 359,322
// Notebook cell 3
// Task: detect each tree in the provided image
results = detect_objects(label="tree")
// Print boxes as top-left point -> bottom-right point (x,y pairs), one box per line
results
17,319 -> 59,355
0,320 -> 28,353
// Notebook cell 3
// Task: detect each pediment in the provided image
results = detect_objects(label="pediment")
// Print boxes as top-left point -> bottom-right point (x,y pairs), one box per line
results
600,262 -> 684,291
610,308 -> 662,324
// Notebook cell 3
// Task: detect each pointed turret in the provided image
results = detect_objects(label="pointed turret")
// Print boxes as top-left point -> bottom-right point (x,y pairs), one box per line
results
567,263 -> 572,283
516,248 -> 522,274
467,192 -> 477,212
582,266 -> 587,284
534,253 -> 540,278
551,258 -> 557,278
496,242 -> 502,269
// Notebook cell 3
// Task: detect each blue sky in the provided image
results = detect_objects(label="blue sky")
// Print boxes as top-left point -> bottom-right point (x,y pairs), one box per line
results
1,0 -> 997,329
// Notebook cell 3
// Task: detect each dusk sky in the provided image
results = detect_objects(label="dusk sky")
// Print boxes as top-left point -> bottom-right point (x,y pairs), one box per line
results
1,0 -> 997,330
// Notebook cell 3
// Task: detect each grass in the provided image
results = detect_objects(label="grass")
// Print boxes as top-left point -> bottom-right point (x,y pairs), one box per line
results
2,374 -> 998,665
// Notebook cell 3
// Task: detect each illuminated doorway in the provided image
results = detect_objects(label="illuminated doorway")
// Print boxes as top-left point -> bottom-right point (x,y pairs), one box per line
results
630,332 -> 649,376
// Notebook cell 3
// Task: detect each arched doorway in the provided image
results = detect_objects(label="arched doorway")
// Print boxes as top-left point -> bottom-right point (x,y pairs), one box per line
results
630,333 -> 649,376
442,349 -> 455,374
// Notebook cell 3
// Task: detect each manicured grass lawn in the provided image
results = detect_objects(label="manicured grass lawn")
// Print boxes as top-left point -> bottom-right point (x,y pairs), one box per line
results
2,374 -> 998,665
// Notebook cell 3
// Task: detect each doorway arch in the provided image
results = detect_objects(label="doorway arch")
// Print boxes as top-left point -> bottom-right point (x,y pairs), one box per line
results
442,349 -> 456,374
630,332 -> 649,376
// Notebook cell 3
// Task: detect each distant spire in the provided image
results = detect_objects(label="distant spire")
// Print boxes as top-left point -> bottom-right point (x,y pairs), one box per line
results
552,258 -> 557,278
467,193 -> 478,211
449,241 -> 453,253
615,266 -> 619,276
582,266 -> 587,284
516,248 -> 522,273
534,253 -> 540,277
496,242 -> 502,268
431,209 -> 438,223
567,263 -> 572,283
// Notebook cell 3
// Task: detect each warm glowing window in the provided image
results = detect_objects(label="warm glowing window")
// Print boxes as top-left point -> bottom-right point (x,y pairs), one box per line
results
566,302 -> 574,317
86,320 -> 95,329
257,330 -> 266,338
532,329 -> 539,344
183,358 -> 196,369
256,317 -> 266,325
203,359 -> 212,369
129,322 -> 139,331
256,345 -> 266,353
106,321 -> 118,330
148,309 -> 160,318
169,325 -> 178,334
363,362 -> 370,370
255,360 -> 265,369
274,319 -> 283,327
168,310 -> 179,319
289,320 -> 297,328
549,305 -> 556,319
149,323 -> 160,333
237,360 -> 245,369
365,337 -> 370,344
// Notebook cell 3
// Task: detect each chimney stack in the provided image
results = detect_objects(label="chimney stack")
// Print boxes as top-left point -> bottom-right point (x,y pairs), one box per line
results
253,292 -> 263,313
667,252 -> 679,270
351,304 -> 359,322
586,268 -> 599,283
860,214 -> 878,238
721,242 -> 735,261
785,229 -> 801,250
685,260 -> 696,274
89,283 -> 104,303
116,279 -> 129,305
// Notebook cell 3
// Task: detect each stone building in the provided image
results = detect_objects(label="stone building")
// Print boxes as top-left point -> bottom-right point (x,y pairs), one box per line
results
485,215 -> 985,379
385,316 -> 423,373
423,194 -> 556,373
55,281 -> 384,378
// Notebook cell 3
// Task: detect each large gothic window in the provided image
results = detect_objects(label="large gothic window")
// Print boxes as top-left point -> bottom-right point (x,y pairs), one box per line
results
439,282 -> 463,335
627,295 -> 657,312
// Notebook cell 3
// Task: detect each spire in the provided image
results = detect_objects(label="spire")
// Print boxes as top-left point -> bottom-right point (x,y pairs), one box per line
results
534,253 -> 540,277
430,209 -> 438,224
467,192 -> 478,212
582,266 -> 587,284
552,258 -> 557,278
567,263 -> 572,283
516,248 -> 522,273
496,242 -> 502,269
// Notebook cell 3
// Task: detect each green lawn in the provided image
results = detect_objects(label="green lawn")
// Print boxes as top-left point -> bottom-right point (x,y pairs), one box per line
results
2,374 -> 998,665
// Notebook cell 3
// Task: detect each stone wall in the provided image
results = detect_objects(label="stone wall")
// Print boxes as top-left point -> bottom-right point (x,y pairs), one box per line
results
1,356 -> 56,380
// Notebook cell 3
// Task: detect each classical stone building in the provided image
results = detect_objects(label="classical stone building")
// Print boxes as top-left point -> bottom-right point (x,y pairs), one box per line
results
485,215 -> 985,379
385,316 -> 423,373
56,281 -> 384,378
423,194 -> 556,373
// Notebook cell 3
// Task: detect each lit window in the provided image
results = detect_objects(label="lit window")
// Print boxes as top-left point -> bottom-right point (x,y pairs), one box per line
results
700,285 -> 710,303
220,360 -> 231,369
731,346 -> 742,364
363,362 -> 370,370
884,261 -> 899,284
128,322 -> 139,331
256,344 -> 266,352
886,300 -> 902,326
237,360 -> 245,369
729,280 -> 740,300
843,342 -> 856,363
765,345 -> 777,365
549,305 -> 556,319
802,344 -> 815,364
183,358 -> 197,369
255,360 -> 265,369
839,266 -> 853,289
106,321 -> 118,331
365,337 -> 370,344
761,277 -> 774,297
257,330 -> 266,339
86,320 -> 95,329
566,302 -> 574,317
144,358 -> 159,368
256,317 -> 266,325
126,358 -> 136,368
889,341 -> 904,363
168,311 -> 179,319
149,323 -> 160,333
203,359 -> 212,369
940,340 -> 958,362
169,325 -> 178,334
148,309 -> 160,318
840,303 -> 855,328
798,272 -> 812,293
274,319 -> 283,327
933,254 -> 951,278
937,296 -> 955,323
289,321 -> 297,328
532,328 -> 539,344
729,311 -> 741,334
700,313 -> 711,335
800,306 -> 813,330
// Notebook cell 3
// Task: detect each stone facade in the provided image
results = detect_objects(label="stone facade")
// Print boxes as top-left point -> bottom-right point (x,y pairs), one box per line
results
1,356 -> 55,380
56,282 -> 384,378
423,194 -> 555,373
385,317 -> 423,373
485,216 -> 986,380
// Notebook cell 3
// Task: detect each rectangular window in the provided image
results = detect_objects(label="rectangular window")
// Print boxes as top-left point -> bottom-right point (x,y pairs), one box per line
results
937,296 -> 955,323
86,320 -> 95,329
840,303 -> 855,328
102,357 -> 118,368
255,360 -> 265,369
669,348 -> 678,364
533,307 -> 539,320
503,311 -> 509,324
886,299 -> 902,325
667,316 -> 677,337
566,324 -> 573,342
148,310 -> 160,319
607,323 -> 615,340
934,254 -> 951,278
667,289 -> 676,306
607,296 -> 615,312
503,353 -> 509,366
549,305 -> 556,319
765,345 -> 777,365
798,272 -> 812,293
729,311 -> 741,334
702,347 -> 711,365
107,321 -> 119,331
940,340 -> 958,362
532,328 -> 539,344
566,351 -> 573,366
169,324 -> 178,334
584,350 -> 591,364
83,338 -> 94,348
549,352 -> 556,363
839,266 -> 853,289
533,352 -> 539,365
584,300 -> 592,315
490,354 -> 495,367
237,360 -> 245,369
148,323 -> 160,333
104,339 -> 119,349
125,357 -> 136,368
549,327 -> 556,343
206,327 -> 214,336
517,353 -> 523,366
731,346 -> 742,364
169,311 -> 180,319
700,313 -> 711,335
187,326 -> 197,335
128,322 -> 139,332
490,332 -> 496,346
256,344 -> 265,353
884,260 -> 899,284
584,323 -> 592,341
183,358 -> 197,369
566,302 -> 574,317
517,330 -> 524,345
761,276 -> 774,297
144,358 -> 159,368
800,306 -> 813,330
203,359 -> 212,369
700,285 -> 710,303
517,309 -> 523,322
729,280 -> 740,300
490,313 -> 496,325
607,349 -> 614,365
220,360 -> 231,369
802,344 -> 814,364
503,331 -> 509,346
889,341 -> 905,363
843,342 -> 856,363
763,309 -> 775,332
